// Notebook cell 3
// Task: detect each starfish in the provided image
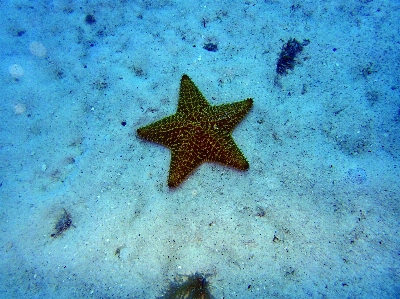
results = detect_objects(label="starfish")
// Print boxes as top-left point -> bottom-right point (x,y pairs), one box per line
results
137,74 -> 253,188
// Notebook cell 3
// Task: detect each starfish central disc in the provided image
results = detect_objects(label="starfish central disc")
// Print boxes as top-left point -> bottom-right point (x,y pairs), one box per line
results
137,74 -> 253,188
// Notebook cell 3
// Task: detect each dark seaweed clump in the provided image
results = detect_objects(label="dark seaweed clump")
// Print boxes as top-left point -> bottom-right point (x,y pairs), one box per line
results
85,14 -> 96,25
51,208 -> 73,238
203,43 -> 218,52
160,272 -> 214,299
276,38 -> 310,75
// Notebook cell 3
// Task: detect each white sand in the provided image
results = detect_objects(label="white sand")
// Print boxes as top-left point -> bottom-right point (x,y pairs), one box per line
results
0,0 -> 399,298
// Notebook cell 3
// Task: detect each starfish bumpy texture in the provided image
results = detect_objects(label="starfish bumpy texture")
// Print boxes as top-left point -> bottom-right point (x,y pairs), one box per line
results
137,74 -> 253,188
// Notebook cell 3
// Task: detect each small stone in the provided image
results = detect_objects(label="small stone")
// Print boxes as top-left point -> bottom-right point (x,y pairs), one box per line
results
9,64 -> 24,78
29,41 -> 47,57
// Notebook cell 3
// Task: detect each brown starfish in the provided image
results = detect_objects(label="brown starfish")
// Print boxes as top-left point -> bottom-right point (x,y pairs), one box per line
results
137,74 -> 253,188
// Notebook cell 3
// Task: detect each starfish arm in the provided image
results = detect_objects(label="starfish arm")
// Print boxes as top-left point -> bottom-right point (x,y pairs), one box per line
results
211,98 -> 253,132
177,75 -> 210,114
137,115 -> 184,148
207,134 -> 250,170
168,146 -> 203,187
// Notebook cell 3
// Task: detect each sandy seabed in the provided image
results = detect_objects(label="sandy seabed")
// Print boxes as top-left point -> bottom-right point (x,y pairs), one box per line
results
0,0 -> 399,298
